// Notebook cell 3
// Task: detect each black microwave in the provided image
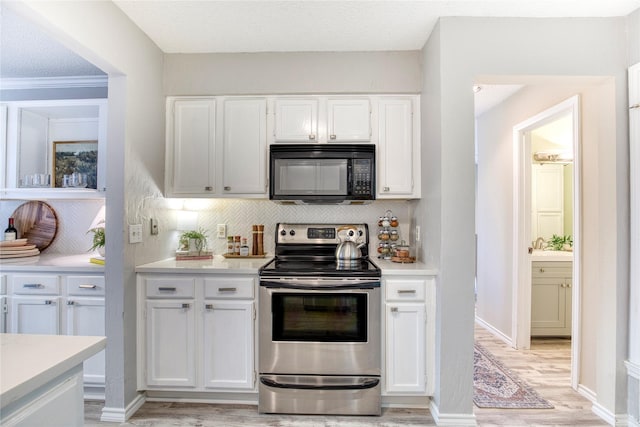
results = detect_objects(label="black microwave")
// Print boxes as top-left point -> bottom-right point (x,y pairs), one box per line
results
269,144 -> 376,204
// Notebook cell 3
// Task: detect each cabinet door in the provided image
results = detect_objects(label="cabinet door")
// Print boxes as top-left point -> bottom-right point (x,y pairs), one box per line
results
222,99 -> 267,195
202,300 -> 254,389
168,98 -> 216,196
327,99 -> 371,142
10,296 -> 60,335
385,303 -> 426,393
146,300 -> 196,387
274,99 -> 318,142
531,278 -> 570,335
378,99 -> 414,196
65,297 -> 105,386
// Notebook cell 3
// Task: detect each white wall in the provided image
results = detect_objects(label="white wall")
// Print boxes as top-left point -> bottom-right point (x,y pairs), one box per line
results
164,51 -> 422,95
420,16 -> 630,422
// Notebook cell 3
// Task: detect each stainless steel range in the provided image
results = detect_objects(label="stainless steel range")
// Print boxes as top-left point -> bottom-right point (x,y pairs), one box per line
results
258,223 -> 382,416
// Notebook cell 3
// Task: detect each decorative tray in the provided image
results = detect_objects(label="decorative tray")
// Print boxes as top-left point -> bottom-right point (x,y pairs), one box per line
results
391,256 -> 416,263
222,254 -> 267,258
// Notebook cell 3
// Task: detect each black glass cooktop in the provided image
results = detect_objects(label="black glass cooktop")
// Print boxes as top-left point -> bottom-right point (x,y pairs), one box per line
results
259,257 -> 381,278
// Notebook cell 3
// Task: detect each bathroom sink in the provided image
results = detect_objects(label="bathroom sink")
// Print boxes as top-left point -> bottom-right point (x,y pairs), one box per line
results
531,249 -> 573,262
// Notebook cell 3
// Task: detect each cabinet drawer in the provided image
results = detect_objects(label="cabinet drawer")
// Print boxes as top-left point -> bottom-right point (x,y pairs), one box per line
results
145,277 -> 195,298
532,263 -> 572,278
12,275 -> 60,295
385,279 -> 425,301
67,276 -> 105,296
204,277 -> 255,299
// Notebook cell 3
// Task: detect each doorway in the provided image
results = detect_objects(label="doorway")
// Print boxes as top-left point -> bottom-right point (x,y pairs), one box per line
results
512,95 -> 581,389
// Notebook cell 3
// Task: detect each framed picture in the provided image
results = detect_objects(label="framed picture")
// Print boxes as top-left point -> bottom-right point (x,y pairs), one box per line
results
53,141 -> 98,189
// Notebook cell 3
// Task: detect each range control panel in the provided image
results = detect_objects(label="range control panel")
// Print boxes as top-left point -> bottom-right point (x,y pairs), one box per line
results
276,223 -> 368,245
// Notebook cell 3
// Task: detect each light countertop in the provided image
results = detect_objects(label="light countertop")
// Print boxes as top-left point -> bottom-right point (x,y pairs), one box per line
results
136,255 -> 271,274
137,255 -> 438,276
0,253 -> 104,272
531,250 -> 573,262
0,334 -> 106,409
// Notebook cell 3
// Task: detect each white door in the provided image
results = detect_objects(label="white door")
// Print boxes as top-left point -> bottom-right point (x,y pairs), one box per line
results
169,98 -> 216,195
65,297 -> 105,385
385,303 -> 426,393
378,98 -> 414,196
327,99 -> 371,142
146,300 -> 196,387
202,300 -> 254,389
222,99 -> 267,194
10,296 -> 60,334
274,99 -> 318,142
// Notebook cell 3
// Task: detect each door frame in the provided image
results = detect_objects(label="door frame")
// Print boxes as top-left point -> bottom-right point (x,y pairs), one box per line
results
512,95 -> 581,389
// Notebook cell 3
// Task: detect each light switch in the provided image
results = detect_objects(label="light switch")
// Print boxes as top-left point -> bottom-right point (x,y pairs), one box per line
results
129,224 -> 143,243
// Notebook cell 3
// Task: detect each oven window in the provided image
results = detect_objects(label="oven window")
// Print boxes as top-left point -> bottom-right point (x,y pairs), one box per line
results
272,293 -> 367,342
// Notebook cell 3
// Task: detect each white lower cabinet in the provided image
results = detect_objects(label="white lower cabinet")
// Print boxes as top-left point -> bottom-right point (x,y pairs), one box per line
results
5,272 -> 106,395
531,261 -> 572,336
383,275 -> 435,396
138,274 -> 256,393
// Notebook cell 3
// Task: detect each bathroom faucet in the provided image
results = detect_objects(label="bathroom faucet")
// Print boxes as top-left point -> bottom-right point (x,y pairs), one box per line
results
534,237 -> 545,250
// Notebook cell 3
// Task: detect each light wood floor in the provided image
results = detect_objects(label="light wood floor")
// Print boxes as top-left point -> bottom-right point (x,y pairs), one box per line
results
85,326 -> 606,426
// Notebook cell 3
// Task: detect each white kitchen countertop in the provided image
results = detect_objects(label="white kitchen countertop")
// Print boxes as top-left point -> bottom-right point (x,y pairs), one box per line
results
0,334 -> 106,409
531,250 -> 573,262
137,255 -> 438,276
136,255 -> 271,274
0,253 -> 104,272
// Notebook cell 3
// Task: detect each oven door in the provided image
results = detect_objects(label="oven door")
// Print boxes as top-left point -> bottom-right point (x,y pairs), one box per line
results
259,280 -> 380,376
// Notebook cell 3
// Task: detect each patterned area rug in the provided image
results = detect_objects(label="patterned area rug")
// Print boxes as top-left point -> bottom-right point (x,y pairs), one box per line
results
474,343 -> 554,409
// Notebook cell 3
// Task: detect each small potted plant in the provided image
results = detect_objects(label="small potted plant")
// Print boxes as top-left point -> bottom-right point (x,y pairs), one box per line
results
179,229 -> 208,254
88,226 -> 106,257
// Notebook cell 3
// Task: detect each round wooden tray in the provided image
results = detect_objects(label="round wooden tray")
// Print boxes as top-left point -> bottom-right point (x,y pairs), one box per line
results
11,201 -> 59,251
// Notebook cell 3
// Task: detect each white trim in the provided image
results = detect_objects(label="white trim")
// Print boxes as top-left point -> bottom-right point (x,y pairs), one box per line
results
512,95 -> 581,389
629,415 -> 640,427
627,360 -> 640,379
100,392 -> 146,423
475,316 -> 513,347
592,400 -> 616,426
429,400 -> 477,426
0,76 -> 108,90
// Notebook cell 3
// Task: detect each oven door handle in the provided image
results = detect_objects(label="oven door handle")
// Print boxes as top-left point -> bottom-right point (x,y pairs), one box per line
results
260,377 -> 379,391
259,279 -> 380,289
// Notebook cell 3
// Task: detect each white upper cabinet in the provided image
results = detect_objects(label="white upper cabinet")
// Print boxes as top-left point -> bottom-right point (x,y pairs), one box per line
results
223,99 -> 267,195
274,99 -> 318,142
166,98 -> 217,196
327,99 -> 371,142
1,99 -> 107,200
165,96 -> 268,198
377,97 -> 420,199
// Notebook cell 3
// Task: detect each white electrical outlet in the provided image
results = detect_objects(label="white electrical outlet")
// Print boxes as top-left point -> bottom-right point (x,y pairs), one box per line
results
216,224 -> 227,239
129,224 -> 143,243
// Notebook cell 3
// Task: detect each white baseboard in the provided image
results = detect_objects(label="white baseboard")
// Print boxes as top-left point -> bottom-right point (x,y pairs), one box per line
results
429,400 -> 477,426
100,392 -> 146,422
475,316 -> 513,347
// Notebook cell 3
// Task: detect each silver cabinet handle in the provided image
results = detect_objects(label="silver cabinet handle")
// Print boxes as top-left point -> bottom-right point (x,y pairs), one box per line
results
309,134 -> 316,140
218,287 -> 237,293
23,284 -> 43,289
45,300 -> 53,305
383,187 -> 390,192
158,287 -> 176,292
205,304 -> 214,310
630,104 -> 640,110
79,284 -> 97,289
67,300 -> 75,305
224,186 -> 231,191
330,134 -> 337,140
204,186 -> 213,191
539,268 -> 545,273
398,289 -> 416,294
181,303 -> 190,309
561,283 -> 566,288
390,307 -> 398,312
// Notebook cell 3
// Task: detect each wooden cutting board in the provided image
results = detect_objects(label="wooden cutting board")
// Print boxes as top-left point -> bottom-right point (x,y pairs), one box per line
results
0,248 -> 40,259
11,201 -> 59,251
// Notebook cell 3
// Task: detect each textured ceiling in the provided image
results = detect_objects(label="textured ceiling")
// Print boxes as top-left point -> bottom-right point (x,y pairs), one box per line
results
0,6 -> 105,79
113,0 -> 640,53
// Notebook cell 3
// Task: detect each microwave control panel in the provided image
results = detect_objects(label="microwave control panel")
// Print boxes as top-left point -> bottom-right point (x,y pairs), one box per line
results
353,159 -> 373,196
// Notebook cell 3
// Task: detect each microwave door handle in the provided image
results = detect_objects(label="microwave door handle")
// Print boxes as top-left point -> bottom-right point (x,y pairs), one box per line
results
347,162 -> 353,195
